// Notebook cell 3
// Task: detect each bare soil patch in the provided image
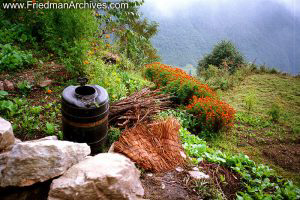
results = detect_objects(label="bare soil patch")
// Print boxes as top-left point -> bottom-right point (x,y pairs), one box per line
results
262,143 -> 300,172
141,170 -> 201,200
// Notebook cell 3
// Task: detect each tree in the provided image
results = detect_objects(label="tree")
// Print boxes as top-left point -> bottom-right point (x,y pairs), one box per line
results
197,40 -> 245,74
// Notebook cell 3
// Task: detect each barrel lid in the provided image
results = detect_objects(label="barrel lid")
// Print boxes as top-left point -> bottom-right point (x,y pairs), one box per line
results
62,85 -> 109,108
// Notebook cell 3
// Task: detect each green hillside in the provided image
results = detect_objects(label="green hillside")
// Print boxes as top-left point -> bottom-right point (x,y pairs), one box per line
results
214,73 -> 300,185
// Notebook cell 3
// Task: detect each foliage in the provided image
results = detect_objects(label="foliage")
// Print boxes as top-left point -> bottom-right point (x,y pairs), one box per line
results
244,91 -> 257,112
197,40 -> 245,74
0,2 -> 98,74
268,103 -> 281,122
103,0 -> 160,67
145,62 -> 236,132
0,44 -> 34,71
236,112 -> 271,128
186,96 -> 236,132
179,127 -> 300,199
156,109 -> 199,134
0,90 -> 8,99
108,127 -> 121,146
144,62 -> 216,104
198,64 -> 253,91
17,80 -> 32,95
0,93 -> 61,137
85,56 -> 150,102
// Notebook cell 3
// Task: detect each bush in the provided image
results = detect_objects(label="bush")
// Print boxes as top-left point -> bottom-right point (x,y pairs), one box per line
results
268,103 -> 281,122
186,96 -> 236,132
144,62 -> 216,104
0,4 -> 98,74
0,44 -> 34,71
198,64 -> 253,91
86,56 -> 150,102
197,40 -> 245,74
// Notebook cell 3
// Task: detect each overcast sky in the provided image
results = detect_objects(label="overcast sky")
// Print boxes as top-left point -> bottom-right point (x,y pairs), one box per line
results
143,0 -> 300,18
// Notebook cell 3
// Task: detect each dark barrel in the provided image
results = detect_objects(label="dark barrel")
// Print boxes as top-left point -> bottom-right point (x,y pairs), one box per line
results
61,84 -> 109,155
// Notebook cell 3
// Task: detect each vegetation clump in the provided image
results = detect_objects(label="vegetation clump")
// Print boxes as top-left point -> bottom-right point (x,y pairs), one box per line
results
145,62 -> 235,132
197,40 -> 245,74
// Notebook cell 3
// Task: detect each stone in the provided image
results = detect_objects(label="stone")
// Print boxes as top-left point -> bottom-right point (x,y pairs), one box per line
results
175,167 -> 184,172
108,142 -> 115,152
0,118 -> 15,152
4,80 -> 14,91
0,138 -> 90,187
192,167 -> 199,171
0,81 -> 4,90
188,171 -> 210,180
38,79 -> 53,87
48,153 -> 144,200
180,151 -> 187,159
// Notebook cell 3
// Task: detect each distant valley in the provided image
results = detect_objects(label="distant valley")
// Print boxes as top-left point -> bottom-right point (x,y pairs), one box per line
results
141,0 -> 300,75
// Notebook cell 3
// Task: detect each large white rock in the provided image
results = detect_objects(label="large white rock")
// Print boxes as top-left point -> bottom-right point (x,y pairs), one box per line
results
0,118 -> 15,152
0,138 -> 90,187
48,153 -> 144,200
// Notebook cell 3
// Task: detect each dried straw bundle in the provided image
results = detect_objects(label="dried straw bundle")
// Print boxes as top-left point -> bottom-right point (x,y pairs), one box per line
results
109,88 -> 172,128
114,118 -> 186,172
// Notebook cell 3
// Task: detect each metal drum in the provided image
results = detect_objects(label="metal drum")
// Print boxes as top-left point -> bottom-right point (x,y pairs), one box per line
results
61,79 -> 109,155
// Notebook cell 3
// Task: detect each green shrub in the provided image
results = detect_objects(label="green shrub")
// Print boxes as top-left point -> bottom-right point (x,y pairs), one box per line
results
268,103 -> 281,122
86,56 -> 150,102
0,4 -> 98,74
0,44 -> 34,71
197,40 -> 245,74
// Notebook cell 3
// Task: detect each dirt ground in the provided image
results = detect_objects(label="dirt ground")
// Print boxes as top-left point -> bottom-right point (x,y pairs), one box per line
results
262,143 -> 300,172
141,169 -> 202,200
141,163 -> 242,200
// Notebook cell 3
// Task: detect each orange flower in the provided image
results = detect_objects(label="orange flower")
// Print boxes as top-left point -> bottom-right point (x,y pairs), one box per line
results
105,34 -> 110,39
47,89 -> 52,94
83,60 -> 89,65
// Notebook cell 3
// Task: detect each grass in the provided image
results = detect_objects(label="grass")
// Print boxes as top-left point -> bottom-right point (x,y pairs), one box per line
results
209,73 -> 300,186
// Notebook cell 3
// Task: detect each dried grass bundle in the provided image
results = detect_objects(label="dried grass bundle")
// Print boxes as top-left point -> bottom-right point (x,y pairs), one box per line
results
114,118 -> 186,172
109,88 -> 172,128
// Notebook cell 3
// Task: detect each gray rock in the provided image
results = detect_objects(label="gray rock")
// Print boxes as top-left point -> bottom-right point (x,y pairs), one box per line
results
175,167 -> 184,172
188,171 -> 210,180
48,153 -> 144,200
0,118 -> 15,152
4,80 -> 14,91
0,138 -> 90,187
0,81 -> 4,90
38,79 -> 53,87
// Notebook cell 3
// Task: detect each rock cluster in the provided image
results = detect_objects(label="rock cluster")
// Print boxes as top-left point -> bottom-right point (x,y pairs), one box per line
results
0,117 -> 144,200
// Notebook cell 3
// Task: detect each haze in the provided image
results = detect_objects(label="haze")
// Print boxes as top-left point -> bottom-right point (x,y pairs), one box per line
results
141,0 -> 300,74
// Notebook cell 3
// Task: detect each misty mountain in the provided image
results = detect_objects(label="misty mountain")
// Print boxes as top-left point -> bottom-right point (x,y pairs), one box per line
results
140,0 -> 300,75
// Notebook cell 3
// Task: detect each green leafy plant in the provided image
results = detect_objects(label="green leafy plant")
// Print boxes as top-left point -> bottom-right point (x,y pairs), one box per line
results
45,122 -> 56,135
0,44 -> 34,71
17,80 -> 32,95
0,90 -> 8,99
179,126 -> 300,199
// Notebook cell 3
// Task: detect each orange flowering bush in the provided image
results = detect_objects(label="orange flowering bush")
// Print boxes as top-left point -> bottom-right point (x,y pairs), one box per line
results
144,62 -> 216,104
145,62 -> 236,132
186,96 -> 236,132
